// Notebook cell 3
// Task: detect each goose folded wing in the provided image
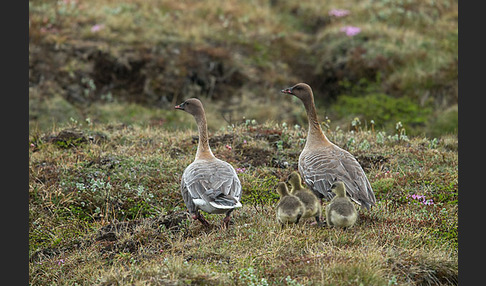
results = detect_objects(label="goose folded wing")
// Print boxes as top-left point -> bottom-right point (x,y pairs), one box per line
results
183,161 -> 242,209
299,146 -> 375,208
335,148 -> 376,208
299,154 -> 335,200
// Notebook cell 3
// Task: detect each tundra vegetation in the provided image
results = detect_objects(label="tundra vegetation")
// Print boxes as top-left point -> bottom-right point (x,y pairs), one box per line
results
29,119 -> 458,285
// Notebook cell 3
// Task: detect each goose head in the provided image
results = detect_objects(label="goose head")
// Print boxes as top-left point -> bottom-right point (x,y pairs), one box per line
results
330,181 -> 346,197
281,83 -> 313,101
276,182 -> 290,197
175,98 -> 204,117
288,171 -> 303,190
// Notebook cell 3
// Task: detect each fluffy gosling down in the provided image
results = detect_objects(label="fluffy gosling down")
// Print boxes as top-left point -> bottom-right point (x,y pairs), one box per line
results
288,171 -> 322,225
325,181 -> 358,228
276,182 -> 305,228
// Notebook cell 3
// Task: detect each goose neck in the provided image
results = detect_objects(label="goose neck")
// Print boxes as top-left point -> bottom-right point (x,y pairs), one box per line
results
194,113 -> 215,160
303,98 -> 331,147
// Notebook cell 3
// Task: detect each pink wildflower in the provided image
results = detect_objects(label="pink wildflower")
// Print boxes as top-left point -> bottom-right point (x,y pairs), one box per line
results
410,194 -> 422,200
340,26 -> 361,37
409,194 -> 434,206
329,9 -> 350,18
423,199 -> 434,205
236,167 -> 246,173
91,24 -> 104,33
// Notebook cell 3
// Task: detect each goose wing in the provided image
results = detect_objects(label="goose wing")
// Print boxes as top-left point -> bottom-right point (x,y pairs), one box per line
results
299,145 -> 376,209
181,159 -> 242,212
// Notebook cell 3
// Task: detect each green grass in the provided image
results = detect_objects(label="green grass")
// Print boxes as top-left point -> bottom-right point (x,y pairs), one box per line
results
29,119 -> 457,285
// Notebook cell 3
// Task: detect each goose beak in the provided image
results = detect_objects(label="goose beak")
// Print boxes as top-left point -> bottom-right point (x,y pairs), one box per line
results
174,103 -> 184,110
281,87 -> 293,94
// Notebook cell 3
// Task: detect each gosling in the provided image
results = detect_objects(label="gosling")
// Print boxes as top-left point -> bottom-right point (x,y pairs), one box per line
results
276,182 -> 305,228
325,181 -> 358,228
288,171 -> 322,225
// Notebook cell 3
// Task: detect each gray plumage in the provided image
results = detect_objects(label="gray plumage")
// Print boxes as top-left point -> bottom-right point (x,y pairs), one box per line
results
281,83 -> 376,210
181,159 -> 242,215
276,182 -> 305,227
325,181 -> 358,228
298,145 -> 375,209
175,98 -> 242,228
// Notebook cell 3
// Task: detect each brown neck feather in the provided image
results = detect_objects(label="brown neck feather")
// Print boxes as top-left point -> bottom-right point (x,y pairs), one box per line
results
302,94 -> 331,147
194,112 -> 215,160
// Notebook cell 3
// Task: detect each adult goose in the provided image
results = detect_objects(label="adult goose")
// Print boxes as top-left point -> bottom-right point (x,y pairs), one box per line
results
175,98 -> 242,228
281,83 -> 376,210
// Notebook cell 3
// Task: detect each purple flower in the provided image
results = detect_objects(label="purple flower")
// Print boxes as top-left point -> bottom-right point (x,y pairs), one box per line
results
340,26 -> 361,37
236,167 -> 246,173
410,194 -> 425,201
329,9 -> 350,18
423,199 -> 434,205
409,194 -> 434,206
91,24 -> 104,33
58,259 -> 65,265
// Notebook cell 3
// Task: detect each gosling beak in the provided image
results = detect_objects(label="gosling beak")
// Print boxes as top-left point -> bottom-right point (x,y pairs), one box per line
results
281,87 -> 293,94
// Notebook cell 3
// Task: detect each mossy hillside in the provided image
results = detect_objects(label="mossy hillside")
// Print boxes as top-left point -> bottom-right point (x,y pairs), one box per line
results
29,0 -> 458,137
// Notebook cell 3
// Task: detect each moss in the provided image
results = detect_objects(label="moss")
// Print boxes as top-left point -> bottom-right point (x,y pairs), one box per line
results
425,104 -> 458,138
332,93 -> 432,135
29,93 -> 82,131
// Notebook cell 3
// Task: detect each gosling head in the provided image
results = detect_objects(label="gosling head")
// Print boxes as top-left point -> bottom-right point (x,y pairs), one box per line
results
288,171 -> 303,190
280,83 -> 313,102
174,98 -> 204,117
276,182 -> 290,197
330,181 -> 347,197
